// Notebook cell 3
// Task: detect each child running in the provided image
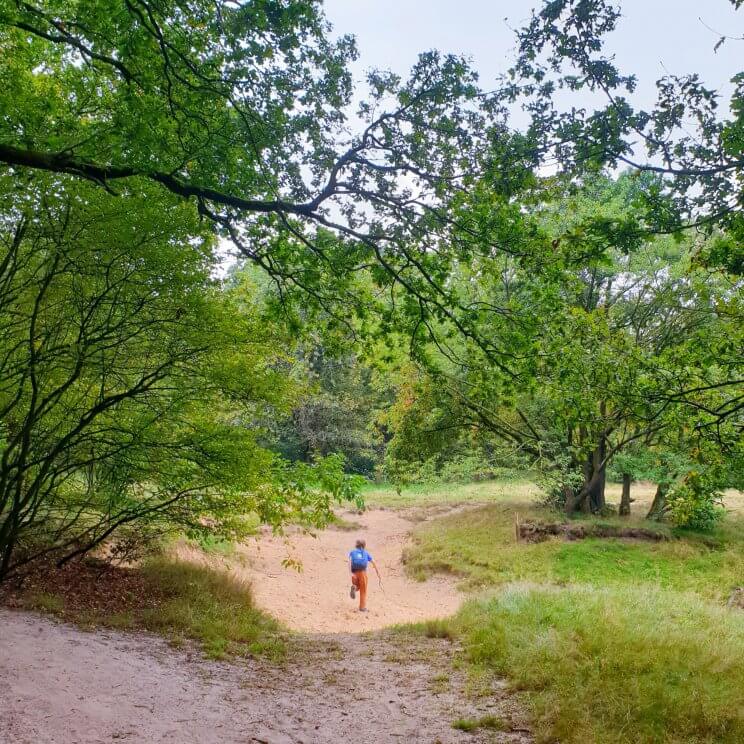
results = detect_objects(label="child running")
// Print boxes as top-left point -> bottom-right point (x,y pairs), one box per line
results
348,539 -> 380,613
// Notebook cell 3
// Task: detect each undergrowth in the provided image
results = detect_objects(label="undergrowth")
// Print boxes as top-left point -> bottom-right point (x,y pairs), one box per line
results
402,484 -> 744,743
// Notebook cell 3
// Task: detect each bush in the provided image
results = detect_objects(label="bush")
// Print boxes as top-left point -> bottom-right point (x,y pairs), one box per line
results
667,471 -> 725,531
536,467 -> 584,510
384,453 -> 522,489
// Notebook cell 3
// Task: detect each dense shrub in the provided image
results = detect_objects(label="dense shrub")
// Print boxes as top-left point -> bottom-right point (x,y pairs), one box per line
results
667,471 -> 725,531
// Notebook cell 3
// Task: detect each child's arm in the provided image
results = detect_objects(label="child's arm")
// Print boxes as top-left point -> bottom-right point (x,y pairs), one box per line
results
370,559 -> 381,580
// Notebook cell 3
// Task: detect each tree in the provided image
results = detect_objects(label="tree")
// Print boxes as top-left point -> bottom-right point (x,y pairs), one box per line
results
0,0 -> 528,365
267,344 -> 389,476
0,174 -> 361,580
510,0 -> 744,277
383,173 -> 743,514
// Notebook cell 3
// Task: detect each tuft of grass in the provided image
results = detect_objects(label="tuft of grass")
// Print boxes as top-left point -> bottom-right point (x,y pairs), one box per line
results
406,617 -> 456,640
327,513 -> 365,531
452,715 -> 508,732
454,583 -> 744,744
25,591 -> 64,614
137,558 -> 284,660
191,534 -> 237,558
452,718 -> 478,732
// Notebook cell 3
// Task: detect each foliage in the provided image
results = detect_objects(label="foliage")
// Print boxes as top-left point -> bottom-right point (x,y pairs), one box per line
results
608,447 -> 691,485
0,175 -> 363,579
666,471 -> 726,531
0,0 -> 741,534
0,0 -> 524,364
382,173 -> 743,515
266,344 -> 388,476
511,0 -> 744,273
535,460 -> 584,511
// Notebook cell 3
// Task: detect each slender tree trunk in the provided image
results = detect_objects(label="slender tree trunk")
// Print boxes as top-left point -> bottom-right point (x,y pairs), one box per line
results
619,473 -> 632,516
0,501 -> 20,582
646,483 -> 667,520
578,455 -> 594,514
0,467 -> 23,581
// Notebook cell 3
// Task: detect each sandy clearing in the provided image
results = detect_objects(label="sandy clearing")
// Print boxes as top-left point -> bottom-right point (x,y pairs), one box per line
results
0,609 -> 532,744
225,507 -> 466,633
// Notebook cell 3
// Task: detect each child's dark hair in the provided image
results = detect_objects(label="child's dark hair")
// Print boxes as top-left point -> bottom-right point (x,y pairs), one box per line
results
355,539 -> 366,549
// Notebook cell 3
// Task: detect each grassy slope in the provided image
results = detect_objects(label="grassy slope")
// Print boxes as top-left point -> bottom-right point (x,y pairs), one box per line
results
405,501 -> 743,600
18,556 -> 284,660
393,478 -> 744,743
456,584 -> 744,744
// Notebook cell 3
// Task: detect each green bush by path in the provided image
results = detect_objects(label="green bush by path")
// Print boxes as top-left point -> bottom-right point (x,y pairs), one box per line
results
454,584 -> 744,744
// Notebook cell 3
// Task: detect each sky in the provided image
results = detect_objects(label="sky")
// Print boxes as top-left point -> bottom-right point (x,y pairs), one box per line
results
323,0 -> 743,119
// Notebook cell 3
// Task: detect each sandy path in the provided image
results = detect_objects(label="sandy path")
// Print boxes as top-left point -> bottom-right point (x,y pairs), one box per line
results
0,609 -> 532,744
229,508 -> 464,633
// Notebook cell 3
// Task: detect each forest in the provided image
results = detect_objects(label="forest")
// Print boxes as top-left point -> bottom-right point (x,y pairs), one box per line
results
0,1 -> 743,743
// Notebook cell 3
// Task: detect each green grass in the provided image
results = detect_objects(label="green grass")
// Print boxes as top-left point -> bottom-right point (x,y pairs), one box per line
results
136,558 -> 285,660
454,584 -> 744,744
191,534 -> 237,557
327,513 -> 365,531
25,591 -> 65,614
405,501 -> 744,601
362,476 -> 541,509
452,714 -> 508,732
396,480 -> 744,742
23,557 -> 285,661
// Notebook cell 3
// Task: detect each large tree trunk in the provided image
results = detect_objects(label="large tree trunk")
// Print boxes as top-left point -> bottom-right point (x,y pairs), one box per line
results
566,458 -> 608,515
619,473 -> 632,516
646,483 -> 668,521
591,435 -> 607,512
576,443 -> 607,514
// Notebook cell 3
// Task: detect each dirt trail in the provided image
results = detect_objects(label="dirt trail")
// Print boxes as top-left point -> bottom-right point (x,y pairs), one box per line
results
1,506 -> 535,742
182,507 -> 467,633
0,609 -> 531,743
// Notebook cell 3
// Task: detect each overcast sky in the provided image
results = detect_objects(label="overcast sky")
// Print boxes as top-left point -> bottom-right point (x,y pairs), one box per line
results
323,0 -> 742,118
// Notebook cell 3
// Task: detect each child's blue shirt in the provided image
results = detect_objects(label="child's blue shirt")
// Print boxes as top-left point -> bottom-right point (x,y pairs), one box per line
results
349,548 -> 373,569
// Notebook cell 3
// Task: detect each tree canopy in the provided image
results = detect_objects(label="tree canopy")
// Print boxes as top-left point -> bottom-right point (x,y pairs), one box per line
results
0,0 -> 742,576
